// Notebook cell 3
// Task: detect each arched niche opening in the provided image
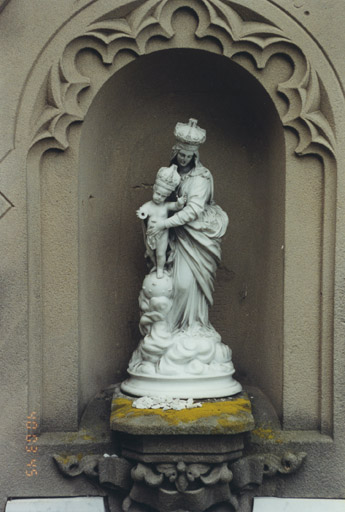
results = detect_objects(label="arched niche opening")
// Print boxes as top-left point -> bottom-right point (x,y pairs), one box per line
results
78,48 -> 285,417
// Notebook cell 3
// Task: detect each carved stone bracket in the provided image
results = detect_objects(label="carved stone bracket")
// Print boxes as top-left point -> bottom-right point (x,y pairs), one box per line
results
30,0 -> 335,159
54,450 -> 306,512
129,460 -> 237,511
54,453 -> 133,491
230,451 -> 307,490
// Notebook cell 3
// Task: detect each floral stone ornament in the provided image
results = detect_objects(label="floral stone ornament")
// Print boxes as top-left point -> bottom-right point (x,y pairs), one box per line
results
121,119 -> 242,398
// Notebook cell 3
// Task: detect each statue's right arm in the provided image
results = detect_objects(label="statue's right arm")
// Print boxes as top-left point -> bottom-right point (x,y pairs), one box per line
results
164,176 -> 209,228
136,202 -> 151,219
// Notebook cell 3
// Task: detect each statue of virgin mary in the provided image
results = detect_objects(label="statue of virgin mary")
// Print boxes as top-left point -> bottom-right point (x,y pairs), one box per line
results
121,119 -> 242,398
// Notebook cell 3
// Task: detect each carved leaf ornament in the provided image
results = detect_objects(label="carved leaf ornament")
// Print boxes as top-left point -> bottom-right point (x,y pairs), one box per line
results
30,0 -> 335,157
133,460 -> 233,493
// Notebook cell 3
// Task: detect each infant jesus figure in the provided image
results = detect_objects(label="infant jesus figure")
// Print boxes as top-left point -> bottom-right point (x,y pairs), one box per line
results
136,164 -> 186,278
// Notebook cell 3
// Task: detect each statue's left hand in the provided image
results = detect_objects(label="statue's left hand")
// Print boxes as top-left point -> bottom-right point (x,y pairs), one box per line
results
147,219 -> 166,237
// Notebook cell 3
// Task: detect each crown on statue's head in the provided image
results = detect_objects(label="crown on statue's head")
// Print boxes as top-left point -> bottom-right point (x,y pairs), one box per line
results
174,118 -> 206,151
155,164 -> 181,193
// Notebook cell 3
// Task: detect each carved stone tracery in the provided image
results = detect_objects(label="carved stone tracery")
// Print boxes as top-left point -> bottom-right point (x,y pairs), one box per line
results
30,0 -> 335,158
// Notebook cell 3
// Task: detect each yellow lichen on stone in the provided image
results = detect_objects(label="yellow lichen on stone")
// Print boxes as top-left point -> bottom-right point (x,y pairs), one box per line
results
251,426 -> 283,443
216,416 -> 248,433
63,429 -> 97,444
55,453 -> 83,465
81,432 -> 97,442
111,397 -> 252,428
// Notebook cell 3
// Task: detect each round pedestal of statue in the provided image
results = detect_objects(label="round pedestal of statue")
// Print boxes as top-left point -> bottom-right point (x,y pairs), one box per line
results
121,372 -> 242,399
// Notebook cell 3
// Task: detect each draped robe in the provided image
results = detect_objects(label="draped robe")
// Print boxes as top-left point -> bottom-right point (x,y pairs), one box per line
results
165,164 -> 228,332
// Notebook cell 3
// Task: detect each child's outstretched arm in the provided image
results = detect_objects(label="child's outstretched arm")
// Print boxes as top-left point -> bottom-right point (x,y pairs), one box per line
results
136,202 -> 151,219
167,194 -> 187,212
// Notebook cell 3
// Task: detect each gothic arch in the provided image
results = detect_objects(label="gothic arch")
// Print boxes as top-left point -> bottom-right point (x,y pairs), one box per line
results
21,0 -> 337,432
27,0 -> 335,157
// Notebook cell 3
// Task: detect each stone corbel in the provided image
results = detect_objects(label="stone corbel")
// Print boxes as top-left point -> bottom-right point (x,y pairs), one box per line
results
54,450 -> 306,512
128,460 -> 237,511
53,453 -> 132,492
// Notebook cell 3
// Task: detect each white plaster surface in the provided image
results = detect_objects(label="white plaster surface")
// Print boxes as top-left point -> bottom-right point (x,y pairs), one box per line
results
253,498 -> 345,511
5,497 -> 106,512
121,371 -> 242,398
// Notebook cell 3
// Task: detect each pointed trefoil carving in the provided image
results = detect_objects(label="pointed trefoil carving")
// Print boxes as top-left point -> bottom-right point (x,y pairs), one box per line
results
30,0 -> 335,158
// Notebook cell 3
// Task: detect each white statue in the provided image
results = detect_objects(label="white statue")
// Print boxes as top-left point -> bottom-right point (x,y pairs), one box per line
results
121,119 -> 242,398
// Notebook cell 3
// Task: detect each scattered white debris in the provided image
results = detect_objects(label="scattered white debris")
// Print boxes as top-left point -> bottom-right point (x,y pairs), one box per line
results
132,396 -> 203,411
103,453 -> 118,458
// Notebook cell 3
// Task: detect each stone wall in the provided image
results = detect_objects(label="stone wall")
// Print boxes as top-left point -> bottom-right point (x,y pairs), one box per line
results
1,0 -> 345,509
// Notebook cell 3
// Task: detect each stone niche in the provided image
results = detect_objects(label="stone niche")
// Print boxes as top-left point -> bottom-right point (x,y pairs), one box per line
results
2,0 -> 345,507
78,48 -> 285,417
24,0 -> 338,452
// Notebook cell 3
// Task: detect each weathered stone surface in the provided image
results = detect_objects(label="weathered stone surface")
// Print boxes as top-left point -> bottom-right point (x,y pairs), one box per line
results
111,391 -> 254,436
1,0 -> 345,506
118,433 -> 244,463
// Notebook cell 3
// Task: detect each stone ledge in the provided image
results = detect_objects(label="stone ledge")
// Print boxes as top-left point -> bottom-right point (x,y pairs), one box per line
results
111,391 -> 254,436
